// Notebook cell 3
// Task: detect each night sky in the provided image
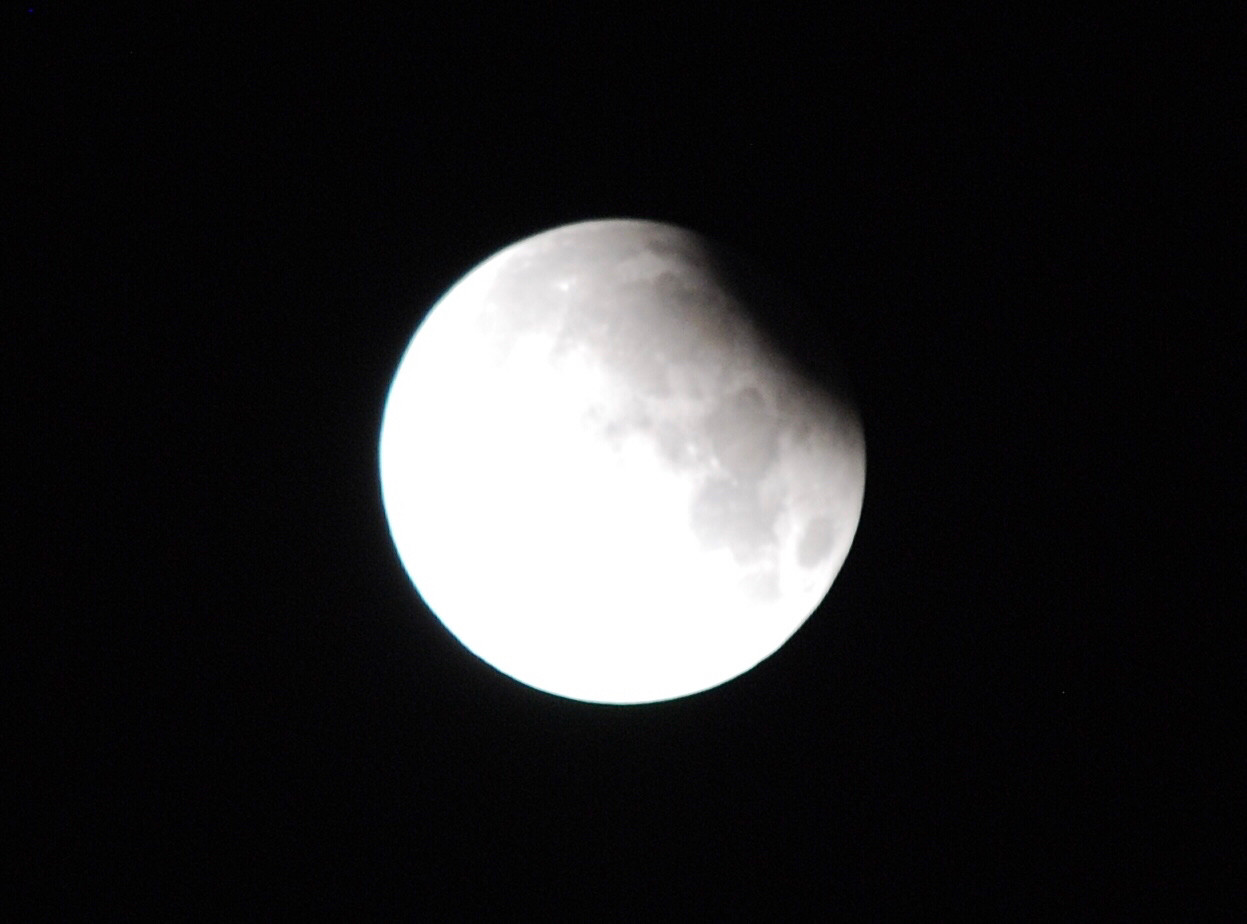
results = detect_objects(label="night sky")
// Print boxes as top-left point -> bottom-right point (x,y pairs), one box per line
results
16,8 -> 1235,916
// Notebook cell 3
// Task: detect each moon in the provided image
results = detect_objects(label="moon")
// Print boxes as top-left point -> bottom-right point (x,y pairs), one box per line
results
379,219 -> 865,704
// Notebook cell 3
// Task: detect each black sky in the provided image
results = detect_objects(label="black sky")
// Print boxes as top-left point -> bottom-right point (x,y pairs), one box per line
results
15,7 -> 1236,917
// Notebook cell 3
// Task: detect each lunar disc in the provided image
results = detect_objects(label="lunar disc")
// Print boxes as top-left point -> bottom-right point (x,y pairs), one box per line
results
380,219 -> 865,704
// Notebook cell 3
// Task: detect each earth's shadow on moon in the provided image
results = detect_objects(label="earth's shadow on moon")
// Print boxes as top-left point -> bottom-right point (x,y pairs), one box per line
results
695,238 -> 860,423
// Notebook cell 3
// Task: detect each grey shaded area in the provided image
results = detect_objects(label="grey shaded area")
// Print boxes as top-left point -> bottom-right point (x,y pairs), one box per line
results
465,219 -> 862,609
690,473 -> 784,565
704,386 -> 779,482
797,517 -> 836,569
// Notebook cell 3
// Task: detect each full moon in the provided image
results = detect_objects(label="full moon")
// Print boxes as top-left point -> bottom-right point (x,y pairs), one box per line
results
379,219 -> 865,704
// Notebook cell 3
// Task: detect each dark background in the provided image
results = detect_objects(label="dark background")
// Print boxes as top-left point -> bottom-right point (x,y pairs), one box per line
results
14,7 -> 1236,917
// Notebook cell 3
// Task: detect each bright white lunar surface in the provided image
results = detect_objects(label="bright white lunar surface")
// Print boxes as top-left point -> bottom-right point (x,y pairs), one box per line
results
379,219 -> 865,704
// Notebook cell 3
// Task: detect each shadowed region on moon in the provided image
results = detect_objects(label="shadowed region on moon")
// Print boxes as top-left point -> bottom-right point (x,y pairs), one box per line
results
379,219 -> 865,704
